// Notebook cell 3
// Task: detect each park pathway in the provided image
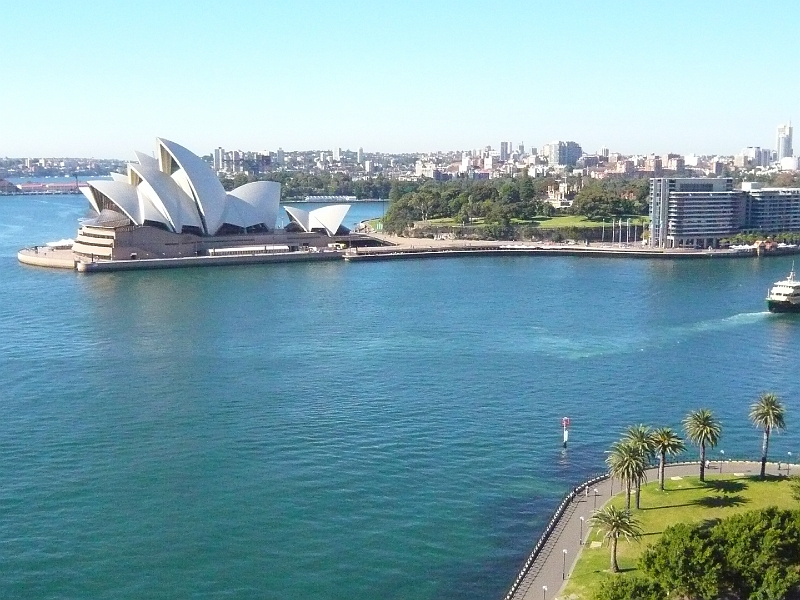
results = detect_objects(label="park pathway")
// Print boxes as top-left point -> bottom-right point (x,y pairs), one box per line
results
509,460 -> 789,600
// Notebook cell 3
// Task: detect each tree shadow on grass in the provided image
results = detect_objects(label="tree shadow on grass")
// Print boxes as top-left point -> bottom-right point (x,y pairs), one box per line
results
693,494 -> 749,508
704,480 -> 748,494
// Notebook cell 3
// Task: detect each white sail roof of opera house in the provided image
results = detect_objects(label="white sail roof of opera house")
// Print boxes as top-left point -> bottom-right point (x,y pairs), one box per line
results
80,138 -> 281,236
284,204 -> 351,236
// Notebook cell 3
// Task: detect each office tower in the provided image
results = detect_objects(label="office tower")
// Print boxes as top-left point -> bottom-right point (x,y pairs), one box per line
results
518,142 -> 525,155
357,147 -> 363,163
213,147 -> 224,171
333,147 -> 341,161
500,141 -> 510,161
777,123 -> 793,160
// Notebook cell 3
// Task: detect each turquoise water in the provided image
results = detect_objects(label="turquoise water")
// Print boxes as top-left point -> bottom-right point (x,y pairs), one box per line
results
2,195 -> 800,599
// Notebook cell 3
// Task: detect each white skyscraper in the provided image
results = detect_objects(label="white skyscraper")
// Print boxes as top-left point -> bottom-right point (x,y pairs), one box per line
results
333,147 -> 341,161
213,147 -> 224,171
777,122 -> 793,161
357,147 -> 363,163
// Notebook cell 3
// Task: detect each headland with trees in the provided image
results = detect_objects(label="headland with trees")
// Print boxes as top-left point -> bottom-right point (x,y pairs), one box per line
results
563,392 -> 800,600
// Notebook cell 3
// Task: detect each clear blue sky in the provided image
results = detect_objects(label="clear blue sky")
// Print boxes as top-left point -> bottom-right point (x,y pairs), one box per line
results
2,0 -> 798,158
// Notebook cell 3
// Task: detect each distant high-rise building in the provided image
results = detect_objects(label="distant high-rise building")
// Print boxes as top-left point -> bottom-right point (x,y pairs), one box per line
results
777,122 -> 793,160
333,147 -> 341,161
357,147 -> 363,163
500,141 -> 511,161
276,147 -> 284,166
364,160 -> 373,174
543,141 -> 582,167
518,142 -> 525,155
213,147 -> 224,171
598,146 -> 609,158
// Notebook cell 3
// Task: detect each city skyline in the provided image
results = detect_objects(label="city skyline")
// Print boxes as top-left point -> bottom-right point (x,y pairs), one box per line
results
2,0 -> 798,157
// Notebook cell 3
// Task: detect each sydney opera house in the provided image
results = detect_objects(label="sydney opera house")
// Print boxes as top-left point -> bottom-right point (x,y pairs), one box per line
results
25,138 -> 368,269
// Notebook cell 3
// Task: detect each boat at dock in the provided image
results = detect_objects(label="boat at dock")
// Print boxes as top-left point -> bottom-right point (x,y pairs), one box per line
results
766,263 -> 800,313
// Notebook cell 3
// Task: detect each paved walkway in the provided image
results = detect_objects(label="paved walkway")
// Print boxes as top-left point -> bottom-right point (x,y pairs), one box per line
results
510,460 -> 790,600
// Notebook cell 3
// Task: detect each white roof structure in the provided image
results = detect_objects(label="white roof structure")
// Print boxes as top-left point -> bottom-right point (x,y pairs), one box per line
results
81,138 -> 281,235
284,205 -> 351,236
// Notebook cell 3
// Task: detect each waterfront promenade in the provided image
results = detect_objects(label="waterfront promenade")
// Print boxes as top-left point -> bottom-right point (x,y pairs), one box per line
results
508,460 -> 787,600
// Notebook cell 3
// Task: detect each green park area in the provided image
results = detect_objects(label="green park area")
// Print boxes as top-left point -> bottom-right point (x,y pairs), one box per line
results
564,473 -> 800,600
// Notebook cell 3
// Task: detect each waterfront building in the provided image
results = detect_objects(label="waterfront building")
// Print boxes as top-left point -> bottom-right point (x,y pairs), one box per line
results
742,182 -> 800,233
649,178 -> 741,249
777,123 -> 793,161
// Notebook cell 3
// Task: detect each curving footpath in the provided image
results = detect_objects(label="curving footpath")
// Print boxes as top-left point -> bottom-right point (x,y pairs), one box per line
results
505,460 -> 789,600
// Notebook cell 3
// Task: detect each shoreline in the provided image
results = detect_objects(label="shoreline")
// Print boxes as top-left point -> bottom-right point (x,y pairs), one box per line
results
18,238 -> 800,273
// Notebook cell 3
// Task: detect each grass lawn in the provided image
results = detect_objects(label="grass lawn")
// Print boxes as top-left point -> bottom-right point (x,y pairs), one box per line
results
563,473 -> 798,600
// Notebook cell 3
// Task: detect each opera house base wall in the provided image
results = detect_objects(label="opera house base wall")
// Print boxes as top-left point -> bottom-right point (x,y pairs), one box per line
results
76,250 -> 343,272
17,248 -> 77,269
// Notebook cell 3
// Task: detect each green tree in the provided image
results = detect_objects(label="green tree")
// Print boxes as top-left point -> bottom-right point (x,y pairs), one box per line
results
639,522 -> 724,600
593,575 -> 663,600
592,505 -> 642,573
749,393 -> 787,479
606,441 -> 648,510
623,425 -> 655,509
651,427 -> 685,491
683,409 -> 722,482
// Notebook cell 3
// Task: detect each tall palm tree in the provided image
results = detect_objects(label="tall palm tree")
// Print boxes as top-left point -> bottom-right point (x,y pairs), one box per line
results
651,427 -> 685,491
592,505 -> 642,573
683,409 -> 722,482
749,393 -> 786,480
623,425 -> 655,509
606,441 -> 648,510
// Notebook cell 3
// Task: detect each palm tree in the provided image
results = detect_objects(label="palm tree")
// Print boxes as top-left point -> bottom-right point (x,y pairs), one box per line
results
592,505 -> 642,573
749,393 -> 786,479
651,427 -> 685,491
606,441 -> 648,510
623,425 -> 655,509
683,409 -> 722,482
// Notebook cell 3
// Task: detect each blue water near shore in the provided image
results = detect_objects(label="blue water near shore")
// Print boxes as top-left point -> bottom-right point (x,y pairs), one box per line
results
2,194 -> 800,599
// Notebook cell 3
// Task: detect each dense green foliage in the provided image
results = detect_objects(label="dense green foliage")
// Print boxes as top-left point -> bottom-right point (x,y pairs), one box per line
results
596,508 -> 800,600
220,171 -> 393,200
382,174 -> 649,235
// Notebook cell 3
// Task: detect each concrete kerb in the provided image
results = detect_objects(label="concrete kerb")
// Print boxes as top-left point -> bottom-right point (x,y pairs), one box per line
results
502,473 -> 608,600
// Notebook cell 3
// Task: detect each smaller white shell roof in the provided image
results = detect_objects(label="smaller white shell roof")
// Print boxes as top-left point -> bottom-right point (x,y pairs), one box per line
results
87,180 -> 140,224
285,204 -> 350,236
227,181 -> 281,229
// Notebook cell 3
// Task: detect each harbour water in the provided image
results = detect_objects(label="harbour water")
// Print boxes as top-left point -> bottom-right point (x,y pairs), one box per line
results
2,194 -> 800,599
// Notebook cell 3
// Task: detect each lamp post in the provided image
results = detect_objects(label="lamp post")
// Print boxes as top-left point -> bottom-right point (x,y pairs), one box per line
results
579,516 -> 584,545
593,488 -> 599,509
788,452 -> 793,476
542,585 -> 547,600
719,449 -> 724,474
562,549 -> 568,580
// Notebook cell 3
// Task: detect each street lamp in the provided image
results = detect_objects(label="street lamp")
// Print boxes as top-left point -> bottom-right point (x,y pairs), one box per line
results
579,516 -> 584,545
593,488 -> 599,509
542,585 -> 547,600
719,449 -> 724,474
562,549 -> 568,580
788,452 -> 793,476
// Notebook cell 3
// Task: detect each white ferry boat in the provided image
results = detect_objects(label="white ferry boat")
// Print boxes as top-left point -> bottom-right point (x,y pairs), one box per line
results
766,264 -> 800,313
